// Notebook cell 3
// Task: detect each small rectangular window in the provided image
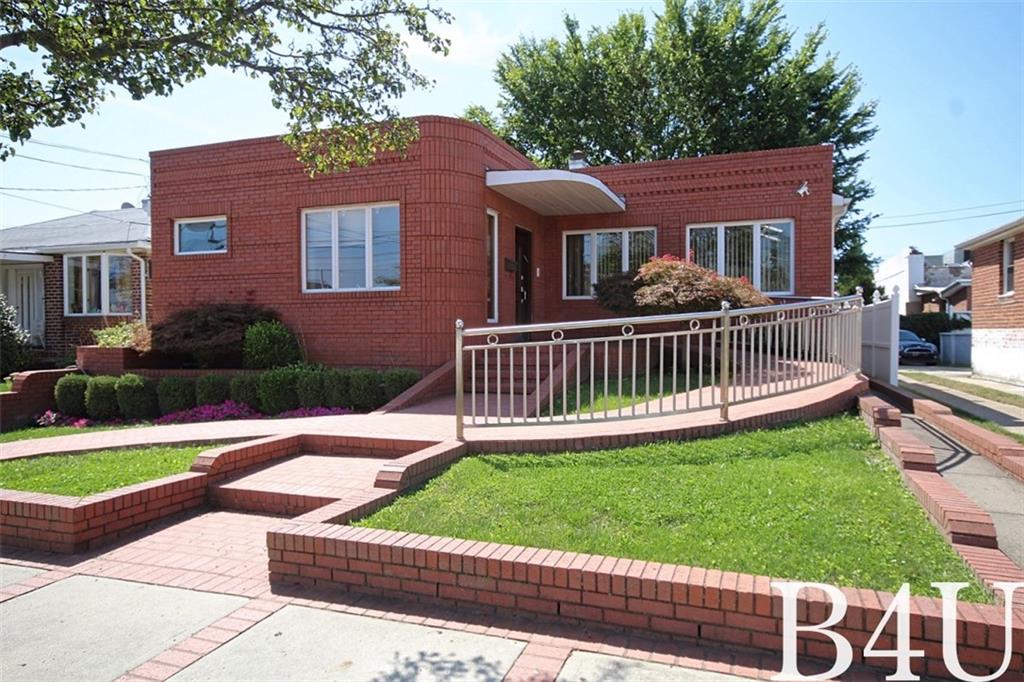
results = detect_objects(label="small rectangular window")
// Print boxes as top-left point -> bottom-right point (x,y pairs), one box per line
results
486,210 -> 499,322
1003,238 -> 1015,295
175,216 -> 227,254
563,228 -> 656,298
302,203 -> 401,292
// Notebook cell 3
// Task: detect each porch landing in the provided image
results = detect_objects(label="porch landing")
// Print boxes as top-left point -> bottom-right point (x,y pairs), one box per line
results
0,374 -> 865,461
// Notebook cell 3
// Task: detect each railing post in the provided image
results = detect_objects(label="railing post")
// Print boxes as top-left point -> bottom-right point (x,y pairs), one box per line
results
455,319 -> 465,440
719,301 -> 731,421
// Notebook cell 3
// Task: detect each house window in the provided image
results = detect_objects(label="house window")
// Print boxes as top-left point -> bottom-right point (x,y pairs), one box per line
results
1002,238 -> 1015,295
175,216 -> 227,254
64,254 -> 134,316
301,203 -> 400,292
686,220 -> 794,295
486,210 -> 499,322
563,227 -> 656,298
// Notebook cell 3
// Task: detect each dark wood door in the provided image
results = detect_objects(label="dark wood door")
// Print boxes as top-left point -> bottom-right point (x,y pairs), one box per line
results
515,228 -> 532,324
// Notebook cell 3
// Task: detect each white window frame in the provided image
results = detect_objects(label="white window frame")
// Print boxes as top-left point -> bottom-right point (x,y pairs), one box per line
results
685,219 -> 796,296
1001,238 -> 1015,296
300,202 -> 401,293
174,215 -> 228,255
562,226 -> 657,300
486,209 -> 499,323
62,253 -> 135,317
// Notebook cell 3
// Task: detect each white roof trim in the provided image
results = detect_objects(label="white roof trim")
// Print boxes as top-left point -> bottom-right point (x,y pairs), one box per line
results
956,216 -> 1024,251
0,251 -> 53,263
27,240 -> 151,255
486,169 -> 625,215
831,193 -> 851,227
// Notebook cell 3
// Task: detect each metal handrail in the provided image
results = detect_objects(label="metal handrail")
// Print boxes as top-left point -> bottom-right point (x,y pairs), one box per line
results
454,295 -> 863,439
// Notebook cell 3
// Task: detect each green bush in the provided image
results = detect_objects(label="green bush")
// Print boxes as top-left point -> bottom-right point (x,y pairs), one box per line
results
54,374 -> 89,417
900,312 -> 971,346
382,368 -> 419,402
157,376 -> 196,415
195,374 -> 231,406
85,375 -> 121,420
93,321 -> 147,348
115,373 -> 158,419
348,369 -> 383,412
243,320 -> 302,369
257,367 -> 300,415
295,368 -> 327,408
324,369 -> 352,409
229,373 -> 262,410
0,293 -> 31,379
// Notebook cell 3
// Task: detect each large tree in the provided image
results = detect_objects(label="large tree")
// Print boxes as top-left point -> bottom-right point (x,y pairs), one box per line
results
465,0 -> 878,294
1,1 -> 450,172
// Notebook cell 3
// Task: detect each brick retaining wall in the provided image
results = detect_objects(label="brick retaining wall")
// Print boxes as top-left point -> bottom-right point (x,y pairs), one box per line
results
0,367 -> 76,431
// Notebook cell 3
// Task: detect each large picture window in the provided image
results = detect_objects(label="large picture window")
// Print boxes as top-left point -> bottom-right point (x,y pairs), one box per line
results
564,227 -> 656,298
64,254 -> 134,316
302,203 -> 400,292
687,220 -> 794,295
175,216 -> 227,254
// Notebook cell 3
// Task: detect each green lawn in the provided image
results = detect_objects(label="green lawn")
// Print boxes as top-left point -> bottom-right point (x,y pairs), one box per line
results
358,415 -> 990,601
0,379 -> 11,392
0,423 -> 134,444
902,371 -> 1024,409
545,370 -> 716,417
0,445 -> 205,496
955,411 -> 1024,445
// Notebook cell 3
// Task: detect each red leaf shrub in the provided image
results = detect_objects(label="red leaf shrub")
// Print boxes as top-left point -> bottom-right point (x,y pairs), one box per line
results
595,255 -> 771,315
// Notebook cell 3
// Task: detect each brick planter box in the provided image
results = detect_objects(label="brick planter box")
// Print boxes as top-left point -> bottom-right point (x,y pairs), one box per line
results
0,473 -> 206,553
0,367 -> 76,431
76,345 -> 146,375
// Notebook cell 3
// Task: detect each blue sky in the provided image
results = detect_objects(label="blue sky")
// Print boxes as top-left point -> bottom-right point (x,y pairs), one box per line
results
2,0 -> 1021,262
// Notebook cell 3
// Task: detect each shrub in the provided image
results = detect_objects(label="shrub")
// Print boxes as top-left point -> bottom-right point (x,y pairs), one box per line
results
195,374 -> 231,406
900,312 -> 971,346
348,368 -> 383,412
54,374 -> 89,417
85,375 -> 121,420
324,368 -> 352,409
595,256 -> 772,315
0,293 -> 31,378
93,321 -> 148,348
157,376 -> 196,415
381,368 -> 419,402
150,303 -> 277,367
229,373 -> 262,410
257,367 -> 300,415
243,320 -> 302,369
115,373 -> 158,419
295,367 -> 327,408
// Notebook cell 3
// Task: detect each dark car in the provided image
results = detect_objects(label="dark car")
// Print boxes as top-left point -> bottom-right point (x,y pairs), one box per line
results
899,330 -> 938,365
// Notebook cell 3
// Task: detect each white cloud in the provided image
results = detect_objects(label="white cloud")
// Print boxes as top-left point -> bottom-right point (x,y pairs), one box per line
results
406,10 -> 515,67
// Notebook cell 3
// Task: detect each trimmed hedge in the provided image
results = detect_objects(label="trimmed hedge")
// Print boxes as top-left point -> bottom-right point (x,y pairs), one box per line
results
257,367 -> 300,415
157,376 -> 196,415
295,368 -> 327,408
115,373 -> 158,419
348,369 -> 383,412
230,374 -> 261,411
54,374 -> 89,417
324,369 -> 351,409
243,320 -> 302,369
85,376 -> 120,421
382,368 -> 419,402
196,374 -> 231,406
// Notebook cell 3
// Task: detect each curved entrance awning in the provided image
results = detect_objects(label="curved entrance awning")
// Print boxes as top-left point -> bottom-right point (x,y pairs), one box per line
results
486,169 -> 626,215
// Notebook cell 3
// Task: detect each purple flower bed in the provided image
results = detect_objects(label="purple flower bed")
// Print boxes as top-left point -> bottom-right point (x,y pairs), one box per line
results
36,402 -> 352,429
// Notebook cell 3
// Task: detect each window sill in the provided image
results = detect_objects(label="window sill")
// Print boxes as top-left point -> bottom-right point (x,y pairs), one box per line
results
563,295 -> 596,301
64,313 -> 134,318
301,287 -> 401,295
997,291 -> 1015,300
174,251 -> 228,256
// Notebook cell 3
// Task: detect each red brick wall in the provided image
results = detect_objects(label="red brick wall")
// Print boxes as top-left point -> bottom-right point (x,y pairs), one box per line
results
38,255 -> 149,364
150,116 -> 835,369
0,367 -> 76,430
969,229 -> 1022,329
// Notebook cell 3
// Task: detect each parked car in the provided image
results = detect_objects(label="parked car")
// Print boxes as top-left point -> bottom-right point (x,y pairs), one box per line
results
898,330 -> 938,365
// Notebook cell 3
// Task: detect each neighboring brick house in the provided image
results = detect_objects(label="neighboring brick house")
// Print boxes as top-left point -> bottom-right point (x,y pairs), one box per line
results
150,116 -> 846,372
957,216 -> 1023,384
0,206 -> 150,365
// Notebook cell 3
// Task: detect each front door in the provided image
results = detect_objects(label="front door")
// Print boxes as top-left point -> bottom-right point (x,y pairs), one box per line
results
515,227 -> 532,324
3,265 -> 44,347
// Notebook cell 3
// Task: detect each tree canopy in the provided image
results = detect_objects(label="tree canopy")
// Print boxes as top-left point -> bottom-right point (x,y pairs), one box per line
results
1,0 -> 450,173
464,0 -> 878,294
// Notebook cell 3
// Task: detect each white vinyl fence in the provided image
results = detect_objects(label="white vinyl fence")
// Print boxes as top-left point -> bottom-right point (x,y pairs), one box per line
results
861,286 -> 900,385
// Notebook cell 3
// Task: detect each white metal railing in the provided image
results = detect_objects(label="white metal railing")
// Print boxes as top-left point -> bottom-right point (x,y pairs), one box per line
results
454,295 -> 863,437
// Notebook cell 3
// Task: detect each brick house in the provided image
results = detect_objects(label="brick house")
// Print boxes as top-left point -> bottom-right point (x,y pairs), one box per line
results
957,216 -> 1023,384
150,116 -> 846,372
0,206 -> 150,365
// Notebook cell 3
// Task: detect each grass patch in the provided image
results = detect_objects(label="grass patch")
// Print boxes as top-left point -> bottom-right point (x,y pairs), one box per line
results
545,370 -> 715,417
954,411 -> 1024,445
0,445 -> 205,496
902,371 -> 1024,409
358,415 -> 990,601
0,423 -> 135,444
0,379 -> 11,393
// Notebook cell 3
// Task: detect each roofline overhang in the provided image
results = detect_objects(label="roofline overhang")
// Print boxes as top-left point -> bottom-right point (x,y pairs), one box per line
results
955,216 -> 1024,251
486,169 -> 626,215
831,193 -> 851,227
0,251 -> 54,264
15,240 -> 152,255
